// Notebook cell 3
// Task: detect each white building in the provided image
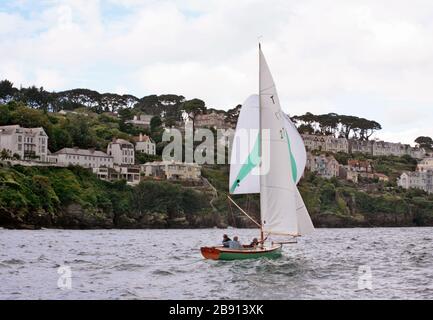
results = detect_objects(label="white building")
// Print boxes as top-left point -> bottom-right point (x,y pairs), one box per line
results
0,125 -> 49,162
93,166 -> 141,185
107,138 -> 135,165
125,114 -> 153,128
302,134 -> 349,153
418,158 -> 433,173
134,133 -> 156,155
398,170 -> 433,194
142,161 -> 201,181
302,133 -> 426,159
53,147 -> 113,168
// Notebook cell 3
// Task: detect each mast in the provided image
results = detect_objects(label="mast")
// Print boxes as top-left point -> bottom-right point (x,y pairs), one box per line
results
258,42 -> 264,245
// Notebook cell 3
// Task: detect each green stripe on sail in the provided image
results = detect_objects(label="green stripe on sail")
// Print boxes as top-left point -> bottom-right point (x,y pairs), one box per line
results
230,134 -> 260,193
284,130 -> 298,183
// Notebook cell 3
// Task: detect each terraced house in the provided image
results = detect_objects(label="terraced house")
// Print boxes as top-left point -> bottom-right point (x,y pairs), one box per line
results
302,134 -> 426,159
306,153 -> 340,179
398,170 -> 433,194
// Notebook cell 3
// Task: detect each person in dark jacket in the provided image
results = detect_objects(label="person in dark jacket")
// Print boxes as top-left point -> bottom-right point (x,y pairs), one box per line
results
222,234 -> 231,247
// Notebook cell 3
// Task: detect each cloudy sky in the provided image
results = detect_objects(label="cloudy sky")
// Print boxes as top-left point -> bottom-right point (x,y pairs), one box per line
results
1,0 -> 432,145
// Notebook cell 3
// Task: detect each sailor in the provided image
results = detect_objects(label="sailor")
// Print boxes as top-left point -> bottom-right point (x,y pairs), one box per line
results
222,234 -> 231,247
229,236 -> 242,249
249,238 -> 260,247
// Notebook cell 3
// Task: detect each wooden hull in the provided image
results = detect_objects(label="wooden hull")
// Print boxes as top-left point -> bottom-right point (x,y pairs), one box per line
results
200,244 -> 282,260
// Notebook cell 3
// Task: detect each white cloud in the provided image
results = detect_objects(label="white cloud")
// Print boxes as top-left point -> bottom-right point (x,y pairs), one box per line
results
0,0 -> 433,143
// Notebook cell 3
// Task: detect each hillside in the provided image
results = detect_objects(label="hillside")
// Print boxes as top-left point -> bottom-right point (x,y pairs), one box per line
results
202,161 -> 433,228
1,80 -> 433,229
0,164 -> 220,229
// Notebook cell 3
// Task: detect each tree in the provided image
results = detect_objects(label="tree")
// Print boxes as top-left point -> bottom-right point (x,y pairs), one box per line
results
0,79 -> 16,102
357,119 -> 382,141
183,99 -> 206,118
415,136 -> 433,150
150,116 -> 164,144
0,149 -> 11,160
150,116 -> 162,131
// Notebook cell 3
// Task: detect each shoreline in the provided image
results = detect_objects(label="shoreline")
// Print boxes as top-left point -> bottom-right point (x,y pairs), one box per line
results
2,223 -> 433,230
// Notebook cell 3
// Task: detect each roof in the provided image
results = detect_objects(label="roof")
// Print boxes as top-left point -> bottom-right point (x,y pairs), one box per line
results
54,148 -> 111,158
110,138 -> 133,145
0,125 -> 46,136
132,134 -> 154,143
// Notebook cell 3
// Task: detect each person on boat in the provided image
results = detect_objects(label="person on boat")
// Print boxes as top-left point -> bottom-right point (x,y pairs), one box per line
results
222,234 -> 232,247
249,238 -> 260,248
229,236 -> 242,249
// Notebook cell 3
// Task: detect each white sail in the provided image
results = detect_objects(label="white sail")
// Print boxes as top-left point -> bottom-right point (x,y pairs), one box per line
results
229,95 -> 260,194
295,188 -> 315,235
259,47 -> 299,236
282,113 -> 307,185
283,113 -> 314,235
228,46 -> 314,236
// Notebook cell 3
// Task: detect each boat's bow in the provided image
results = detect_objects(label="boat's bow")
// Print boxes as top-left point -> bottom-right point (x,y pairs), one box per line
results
200,244 -> 282,260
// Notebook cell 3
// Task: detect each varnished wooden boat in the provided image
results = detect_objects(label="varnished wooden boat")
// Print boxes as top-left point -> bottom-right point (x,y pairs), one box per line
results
200,244 -> 282,260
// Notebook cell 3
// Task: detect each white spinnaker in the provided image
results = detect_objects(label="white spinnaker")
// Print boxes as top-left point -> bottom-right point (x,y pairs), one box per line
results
229,94 -> 260,195
295,188 -> 315,235
283,113 -> 306,184
259,47 -> 299,236
283,114 -> 314,235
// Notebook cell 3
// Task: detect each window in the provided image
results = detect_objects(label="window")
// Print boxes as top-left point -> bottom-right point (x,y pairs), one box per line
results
18,136 -> 22,142
18,144 -> 22,151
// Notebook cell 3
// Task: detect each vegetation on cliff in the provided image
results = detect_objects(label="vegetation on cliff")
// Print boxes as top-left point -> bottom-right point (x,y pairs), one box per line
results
0,164 -> 216,229
202,162 -> 433,228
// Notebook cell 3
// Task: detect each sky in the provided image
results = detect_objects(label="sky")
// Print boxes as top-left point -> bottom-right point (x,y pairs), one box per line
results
1,0 -> 433,145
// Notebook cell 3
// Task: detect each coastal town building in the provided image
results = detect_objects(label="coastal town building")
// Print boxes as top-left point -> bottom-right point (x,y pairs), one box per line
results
302,134 -> 426,159
306,153 -> 340,179
107,138 -> 135,166
398,170 -> 433,194
142,161 -> 201,181
53,147 -> 113,168
194,112 -> 227,129
92,166 -> 141,185
125,114 -> 153,128
339,159 -> 388,183
339,166 -> 359,183
0,125 -> 49,162
133,133 -> 156,155
349,140 -> 373,155
417,158 -> 433,172
303,135 -> 349,153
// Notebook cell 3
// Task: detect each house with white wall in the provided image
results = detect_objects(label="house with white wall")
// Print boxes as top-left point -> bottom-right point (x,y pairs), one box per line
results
0,125 -> 49,162
53,147 -> 113,168
107,138 -> 135,165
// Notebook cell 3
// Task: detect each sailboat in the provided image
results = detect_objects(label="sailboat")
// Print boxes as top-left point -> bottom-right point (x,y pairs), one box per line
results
200,44 -> 314,260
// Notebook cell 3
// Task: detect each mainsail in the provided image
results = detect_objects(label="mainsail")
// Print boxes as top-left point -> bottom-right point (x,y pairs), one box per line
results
228,45 -> 314,237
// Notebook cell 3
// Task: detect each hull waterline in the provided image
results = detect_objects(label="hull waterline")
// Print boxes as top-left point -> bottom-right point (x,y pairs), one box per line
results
200,244 -> 282,260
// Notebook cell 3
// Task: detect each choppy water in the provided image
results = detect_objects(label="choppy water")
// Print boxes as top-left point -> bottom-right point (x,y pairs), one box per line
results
0,227 -> 432,299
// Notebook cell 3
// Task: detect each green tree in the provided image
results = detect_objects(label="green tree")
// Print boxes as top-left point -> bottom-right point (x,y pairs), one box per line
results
415,136 -> 433,150
1,149 -> 11,160
0,79 -> 16,102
